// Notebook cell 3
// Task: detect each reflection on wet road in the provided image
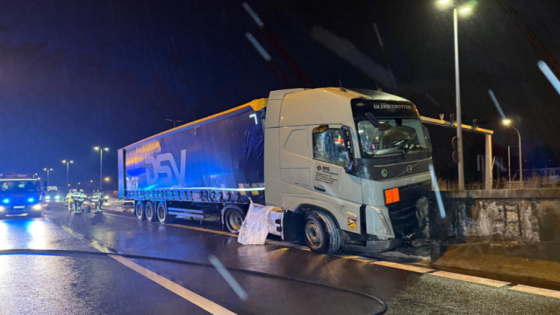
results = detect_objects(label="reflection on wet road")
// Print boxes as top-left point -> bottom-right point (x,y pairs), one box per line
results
0,207 -> 559,314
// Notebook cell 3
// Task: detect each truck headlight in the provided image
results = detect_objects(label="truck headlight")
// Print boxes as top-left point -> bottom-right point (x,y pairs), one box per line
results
45,196 -> 51,200
0,206 -> 5,212
55,195 -> 60,200
32,204 -> 43,211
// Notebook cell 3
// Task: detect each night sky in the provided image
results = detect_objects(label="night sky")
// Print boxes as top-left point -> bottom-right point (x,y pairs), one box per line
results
1,0 -> 559,189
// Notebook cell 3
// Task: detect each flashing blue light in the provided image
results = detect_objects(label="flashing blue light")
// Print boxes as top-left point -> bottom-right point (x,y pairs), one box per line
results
27,197 -> 34,203
2,198 -> 9,204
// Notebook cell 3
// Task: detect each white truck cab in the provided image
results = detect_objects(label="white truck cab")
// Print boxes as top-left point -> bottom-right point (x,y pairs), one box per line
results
264,87 -> 432,253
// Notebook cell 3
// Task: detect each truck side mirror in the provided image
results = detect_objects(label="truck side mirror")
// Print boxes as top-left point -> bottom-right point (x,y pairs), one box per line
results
342,126 -> 355,174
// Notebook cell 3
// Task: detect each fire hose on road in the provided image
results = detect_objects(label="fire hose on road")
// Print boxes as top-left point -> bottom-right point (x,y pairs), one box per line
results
0,248 -> 388,315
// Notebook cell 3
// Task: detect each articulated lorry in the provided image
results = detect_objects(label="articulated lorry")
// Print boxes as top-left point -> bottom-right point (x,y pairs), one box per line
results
118,87 -> 433,254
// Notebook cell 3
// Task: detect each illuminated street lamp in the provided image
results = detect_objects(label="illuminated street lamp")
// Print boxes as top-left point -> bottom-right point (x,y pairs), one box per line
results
104,177 -> 110,182
43,168 -> 53,186
62,160 -> 74,188
94,147 -> 109,191
436,0 -> 474,190
502,119 -> 523,182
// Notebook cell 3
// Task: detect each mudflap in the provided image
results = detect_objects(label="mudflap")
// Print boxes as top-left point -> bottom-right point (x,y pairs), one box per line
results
281,210 -> 304,242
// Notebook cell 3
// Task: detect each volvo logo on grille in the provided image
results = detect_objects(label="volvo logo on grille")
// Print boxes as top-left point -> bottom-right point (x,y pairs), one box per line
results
406,165 -> 413,173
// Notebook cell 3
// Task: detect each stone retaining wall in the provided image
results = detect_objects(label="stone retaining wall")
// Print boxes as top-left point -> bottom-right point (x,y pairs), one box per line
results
418,189 -> 560,244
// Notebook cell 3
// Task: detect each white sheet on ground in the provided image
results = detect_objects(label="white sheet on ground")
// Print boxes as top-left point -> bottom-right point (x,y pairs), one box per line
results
238,203 -> 281,245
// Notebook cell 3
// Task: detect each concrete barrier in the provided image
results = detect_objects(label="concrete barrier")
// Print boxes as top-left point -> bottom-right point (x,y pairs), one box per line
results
415,189 -> 560,284
420,189 -> 560,243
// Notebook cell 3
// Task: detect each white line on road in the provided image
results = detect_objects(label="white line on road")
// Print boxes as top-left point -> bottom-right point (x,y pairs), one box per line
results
431,271 -> 510,287
373,261 -> 434,273
47,209 -> 237,315
110,255 -> 237,314
47,204 -> 560,298
510,285 -> 560,299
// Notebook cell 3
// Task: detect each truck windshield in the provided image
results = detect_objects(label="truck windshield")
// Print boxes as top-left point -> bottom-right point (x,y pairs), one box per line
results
0,180 -> 40,193
357,118 -> 427,157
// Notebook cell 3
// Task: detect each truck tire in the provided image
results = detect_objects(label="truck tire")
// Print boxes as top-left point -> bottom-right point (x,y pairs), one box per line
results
145,201 -> 156,222
135,201 -> 146,221
157,202 -> 175,224
224,207 -> 245,234
303,211 -> 342,254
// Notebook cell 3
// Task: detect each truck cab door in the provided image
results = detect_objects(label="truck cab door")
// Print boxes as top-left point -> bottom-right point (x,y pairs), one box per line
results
307,124 -> 363,234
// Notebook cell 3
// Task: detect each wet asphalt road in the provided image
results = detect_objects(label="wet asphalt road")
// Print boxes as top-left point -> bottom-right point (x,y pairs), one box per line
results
0,205 -> 559,315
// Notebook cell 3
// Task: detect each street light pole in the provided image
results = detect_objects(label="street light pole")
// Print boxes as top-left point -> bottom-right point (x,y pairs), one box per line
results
508,146 -> 511,183
94,147 -> 109,191
166,119 -> 183,128
510,125 -> 523,182
62,160 -> 73,188
43,168 -> 53,186
502,120 -> 523,182
453,7 -> 465,191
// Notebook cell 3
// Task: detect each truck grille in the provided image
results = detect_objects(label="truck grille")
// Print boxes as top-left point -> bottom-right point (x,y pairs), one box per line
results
386,181 -> 430,238
388,200 -> 418,237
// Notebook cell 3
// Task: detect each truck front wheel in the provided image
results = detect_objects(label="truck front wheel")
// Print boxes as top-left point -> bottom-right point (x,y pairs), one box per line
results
135,201 -> 146,221
303,211 -> 342,254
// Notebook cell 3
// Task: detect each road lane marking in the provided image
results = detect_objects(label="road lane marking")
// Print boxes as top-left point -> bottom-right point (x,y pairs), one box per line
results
110,255 -> 237,314
510,285 -> 560,299
47,212 -> 237,315
353,258 -> 378,263
431,271 -> 510,287
168,224 -> 237,237
373,261 -> 434,273
48,203 -> 560,296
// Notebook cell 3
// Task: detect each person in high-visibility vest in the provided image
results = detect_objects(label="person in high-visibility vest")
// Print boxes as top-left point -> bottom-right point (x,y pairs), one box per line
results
66,192 -> 74,212
71,190 -> 86,214
93,190 -> 104,214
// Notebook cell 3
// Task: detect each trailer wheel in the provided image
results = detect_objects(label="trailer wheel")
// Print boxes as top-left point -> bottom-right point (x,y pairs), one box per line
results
145,201 -> 156,222
224,207 -> 245,234
157,202 -> 175,224
303,211 -> 341,254
135,201 -> 146,221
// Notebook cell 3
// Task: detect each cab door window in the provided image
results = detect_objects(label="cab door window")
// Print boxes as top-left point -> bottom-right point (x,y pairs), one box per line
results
312,125 -> 350,167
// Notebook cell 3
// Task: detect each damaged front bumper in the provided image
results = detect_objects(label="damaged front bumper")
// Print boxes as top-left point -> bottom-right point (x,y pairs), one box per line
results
342,236 -> 401,253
